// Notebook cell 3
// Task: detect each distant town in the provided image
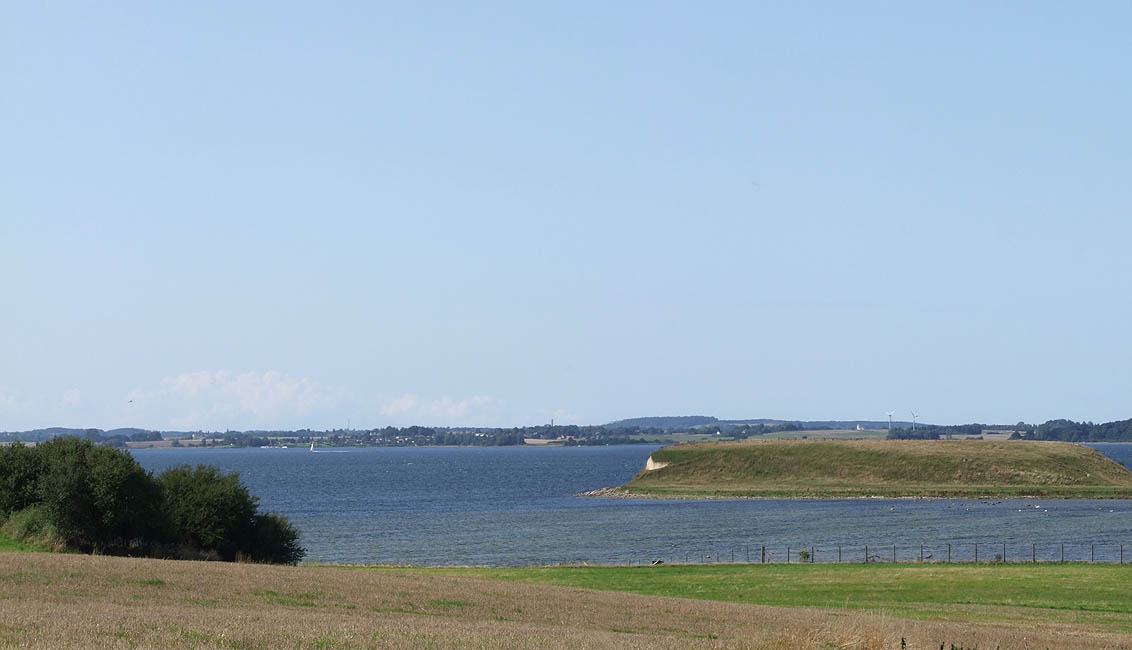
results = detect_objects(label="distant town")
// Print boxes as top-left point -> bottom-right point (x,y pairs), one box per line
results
5,415 -> 1132,448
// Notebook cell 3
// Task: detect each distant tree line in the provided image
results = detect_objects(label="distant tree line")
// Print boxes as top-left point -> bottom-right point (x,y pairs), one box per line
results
0,437 -> 303,564
1025,418 -> 1132,442
886,423 -> 986,440
2,428 -> 168,445
361,425 -> 659,446
368,426 -> 526,446
216,433 -> 274,447
728,422 -> 806,439
17,418 -> 1132,448
72,428 -> 162,447
883,419 -> 1132,442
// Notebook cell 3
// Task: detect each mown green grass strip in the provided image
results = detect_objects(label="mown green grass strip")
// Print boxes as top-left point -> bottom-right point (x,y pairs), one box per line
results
0,532 -> 42,552
402,563 -> 1132,628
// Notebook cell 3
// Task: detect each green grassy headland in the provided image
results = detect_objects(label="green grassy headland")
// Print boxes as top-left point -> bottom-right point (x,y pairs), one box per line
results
613,439 -> 1132,498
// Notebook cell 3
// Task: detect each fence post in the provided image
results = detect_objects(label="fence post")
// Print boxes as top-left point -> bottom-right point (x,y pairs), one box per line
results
920,543 -> 923,563
811,546 -> 814,563
947,543 -> 951,564
1003,543 -> 1007,564
865,544 -> 868,563
1032,543 -> 1035,563
731,548 -> 734,563
975,543 -> 978,563
838,545 -> 842,563
892,544 -> 896,563
1091,544 -> 1094,562
787,547 -> 790,564
761,546 -> 765,563
746,545 -> 750,563
1122,544 -> 1124,565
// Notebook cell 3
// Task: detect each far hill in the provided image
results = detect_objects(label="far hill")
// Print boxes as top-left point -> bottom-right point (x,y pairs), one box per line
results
602,416 -> 718,430
612,439 -> 1132,498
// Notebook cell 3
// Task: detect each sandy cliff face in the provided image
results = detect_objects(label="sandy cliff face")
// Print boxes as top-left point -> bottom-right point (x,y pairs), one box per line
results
645,456 -> 669,471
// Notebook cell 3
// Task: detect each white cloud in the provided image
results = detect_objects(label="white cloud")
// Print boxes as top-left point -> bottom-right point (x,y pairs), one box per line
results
379,394 -> 502,425
127,370 -> 339,429
0,390 -> 17,411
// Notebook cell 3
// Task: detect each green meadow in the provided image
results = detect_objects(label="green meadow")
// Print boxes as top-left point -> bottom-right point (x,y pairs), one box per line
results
412,562 -> 1132,631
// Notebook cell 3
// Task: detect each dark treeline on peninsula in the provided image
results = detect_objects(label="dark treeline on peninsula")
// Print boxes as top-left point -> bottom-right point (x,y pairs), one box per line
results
887,423 -> 1003,440
887,418 -> 1132,442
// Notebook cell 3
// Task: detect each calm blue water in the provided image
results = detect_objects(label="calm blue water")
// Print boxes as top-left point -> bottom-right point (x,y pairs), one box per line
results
130,443 -> 1132,565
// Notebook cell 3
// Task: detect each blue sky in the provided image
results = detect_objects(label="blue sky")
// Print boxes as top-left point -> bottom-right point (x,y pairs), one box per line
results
3,2 -> 1131,430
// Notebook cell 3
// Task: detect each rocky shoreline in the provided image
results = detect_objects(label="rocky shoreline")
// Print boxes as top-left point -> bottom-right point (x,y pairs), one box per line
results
573,486 -> 632,498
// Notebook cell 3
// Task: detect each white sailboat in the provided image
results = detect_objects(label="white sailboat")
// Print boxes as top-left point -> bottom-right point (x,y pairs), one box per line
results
310,440 -> 316,452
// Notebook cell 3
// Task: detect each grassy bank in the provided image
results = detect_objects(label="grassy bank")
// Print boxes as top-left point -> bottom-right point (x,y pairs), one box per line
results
617,439 -> 1132,498
424,563 -> 1132,631
0,531 -> 43,552
5,553 -> 1132,649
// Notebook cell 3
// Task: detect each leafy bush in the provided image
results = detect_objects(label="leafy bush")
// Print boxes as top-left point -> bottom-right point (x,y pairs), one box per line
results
248,512 -> 305,565
158,465 -> 257,560
0,442 -> 44,518
0,505 -> 61,550
157,464 -> 304,564
0,437 -> 304,564
36,437 -> 164,553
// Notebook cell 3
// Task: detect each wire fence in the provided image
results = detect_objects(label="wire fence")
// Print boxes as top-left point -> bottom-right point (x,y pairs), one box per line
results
608,542 -> 1132,565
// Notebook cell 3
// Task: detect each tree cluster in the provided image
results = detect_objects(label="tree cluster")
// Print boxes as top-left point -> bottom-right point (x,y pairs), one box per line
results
365,426 -> 525,446
1030,418 -> 1132,442
729,422 -> 806,439
886,424 -> 986,440
885,428 -> 942,440
0,437 -> 304,564
882,418 -> 1132,442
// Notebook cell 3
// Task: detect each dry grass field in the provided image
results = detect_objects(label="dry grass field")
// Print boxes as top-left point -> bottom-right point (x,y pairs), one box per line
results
4,552 -> 1132,649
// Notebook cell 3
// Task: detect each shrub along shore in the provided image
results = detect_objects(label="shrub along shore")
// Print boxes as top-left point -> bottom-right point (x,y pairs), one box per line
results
0,436 -> 303,564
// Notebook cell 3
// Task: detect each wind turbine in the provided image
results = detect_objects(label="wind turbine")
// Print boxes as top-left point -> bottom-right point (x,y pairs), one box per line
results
911,412 -> 919,433
886,411 -> 895,430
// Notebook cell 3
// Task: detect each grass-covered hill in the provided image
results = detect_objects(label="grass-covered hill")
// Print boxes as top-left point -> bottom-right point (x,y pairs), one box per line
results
618,439 -> 1132,498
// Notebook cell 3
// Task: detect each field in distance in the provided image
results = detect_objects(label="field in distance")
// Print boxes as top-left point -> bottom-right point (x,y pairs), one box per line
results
753,428 -> 890,440
5,551 -> 1132,649
615,439 -> 1132,498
